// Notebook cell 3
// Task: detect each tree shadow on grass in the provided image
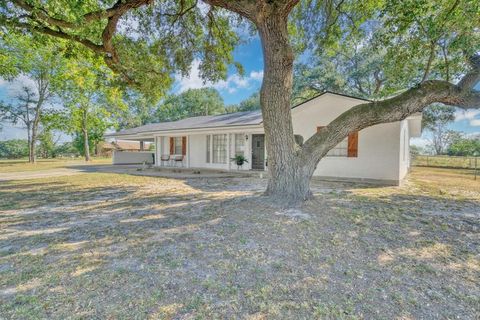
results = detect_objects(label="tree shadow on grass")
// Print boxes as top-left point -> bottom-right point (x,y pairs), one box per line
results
1,172 -> 479,318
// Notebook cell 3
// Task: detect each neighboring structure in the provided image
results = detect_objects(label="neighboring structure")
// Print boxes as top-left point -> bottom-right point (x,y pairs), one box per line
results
97,140 -> 152,157
106,92 -> 422,184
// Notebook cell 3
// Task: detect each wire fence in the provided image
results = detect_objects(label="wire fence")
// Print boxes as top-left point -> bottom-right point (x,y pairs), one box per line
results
412,155 -> 479,180
412,155 -> 478,169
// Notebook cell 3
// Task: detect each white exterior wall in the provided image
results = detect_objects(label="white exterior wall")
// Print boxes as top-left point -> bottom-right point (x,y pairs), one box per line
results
113,151 -> 154,164
398,120 -> 410,180
118,93 -> 422,183
291,94 -> 402,183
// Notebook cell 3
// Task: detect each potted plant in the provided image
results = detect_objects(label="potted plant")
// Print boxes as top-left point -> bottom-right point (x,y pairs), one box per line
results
231,154 -> 249,169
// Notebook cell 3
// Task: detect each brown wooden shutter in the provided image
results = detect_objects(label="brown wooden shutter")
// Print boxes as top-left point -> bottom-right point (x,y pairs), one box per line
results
347,131 -> 358,157
169,137 -> 174,155
182,136 -> 186,155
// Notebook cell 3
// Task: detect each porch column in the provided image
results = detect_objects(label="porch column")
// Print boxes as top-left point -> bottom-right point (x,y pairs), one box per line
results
227,133 -> 231,170
140,141 -> 144,151
186,135 -> 190,168
154,137 -> 161,167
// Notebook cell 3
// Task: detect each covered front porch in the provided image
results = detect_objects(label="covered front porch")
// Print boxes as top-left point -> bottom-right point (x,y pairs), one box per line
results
110,128 -> 268,172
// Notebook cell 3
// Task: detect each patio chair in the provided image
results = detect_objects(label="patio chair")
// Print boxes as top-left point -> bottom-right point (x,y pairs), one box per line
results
173,155 -> 184,167
160,154 -> 170,166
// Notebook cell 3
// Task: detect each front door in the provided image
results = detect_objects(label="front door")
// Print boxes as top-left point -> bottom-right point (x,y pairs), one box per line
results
251,134 -> 265,170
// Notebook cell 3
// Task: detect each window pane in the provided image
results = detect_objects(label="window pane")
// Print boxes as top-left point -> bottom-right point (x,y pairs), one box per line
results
326,138 -> 348,157
235,134 -> 245,157
212,134 -> 227,163
206,135 -> 210,163
174,137 -> 182,154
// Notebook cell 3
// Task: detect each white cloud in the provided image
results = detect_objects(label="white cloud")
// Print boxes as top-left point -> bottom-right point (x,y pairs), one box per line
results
249,70 -> 264,81
0,75 -> 36,98
175,60 -> 209,92
470,119 -> 480,127
455,109 -> 480,122
455,110 -> 480,127
410,137 -> 430,148
175,59 -> 263,94
466,132 -> 480,138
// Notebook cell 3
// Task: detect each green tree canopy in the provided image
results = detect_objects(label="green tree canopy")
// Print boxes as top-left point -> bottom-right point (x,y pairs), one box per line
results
293,0 -> 480,100
0,139 -> 29,159
155,87 -> 225,122
0,0 -> 242,100
447,135 -> 480,156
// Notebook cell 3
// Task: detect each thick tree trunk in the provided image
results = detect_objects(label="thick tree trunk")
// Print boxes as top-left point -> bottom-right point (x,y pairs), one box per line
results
257,13 -> 313,202
30,126 -> 37,163
83,129 -> 90,161
26,124 -> 35,163
82,108 -> 91,161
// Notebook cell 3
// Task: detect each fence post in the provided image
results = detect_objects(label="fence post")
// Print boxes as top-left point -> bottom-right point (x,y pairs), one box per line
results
475,157 -> 477,181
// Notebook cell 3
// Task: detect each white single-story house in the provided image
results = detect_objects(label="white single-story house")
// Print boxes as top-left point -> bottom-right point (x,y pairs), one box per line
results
107,91 -> 422,185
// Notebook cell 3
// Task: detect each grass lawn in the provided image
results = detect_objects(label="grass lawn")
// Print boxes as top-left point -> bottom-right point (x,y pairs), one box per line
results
0,158 -> 111,173
0,167 -> 478,319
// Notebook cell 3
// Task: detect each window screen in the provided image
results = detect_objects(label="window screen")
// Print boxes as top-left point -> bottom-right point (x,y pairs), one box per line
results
235,134 -> 246,156
326,138 -> 348,157
174,137 -> 182,155
212,134 -> 227,163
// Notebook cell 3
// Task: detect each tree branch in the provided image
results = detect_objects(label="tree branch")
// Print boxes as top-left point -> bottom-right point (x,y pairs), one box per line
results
2,17 -> 105,53
11,0 -> 153,29
300,54 -> 480,165
201,0 -> 255,19
421,42 -> 436,82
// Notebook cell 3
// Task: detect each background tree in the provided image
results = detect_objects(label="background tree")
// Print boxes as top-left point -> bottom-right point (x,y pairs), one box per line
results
447,134 -> 480,156
409,145 -> 424,157
237,92 -> 261,112
57,56 -> 125,161
116,90 -> 158,129
155,88 -> 225,122
3,0 -> 479,202
225,92 -> 261,113
0,85 -> 49,163
0,139 -> 29,159
0,34 -> 64,162
422,104 -> 457,154
293,44 -> 386,103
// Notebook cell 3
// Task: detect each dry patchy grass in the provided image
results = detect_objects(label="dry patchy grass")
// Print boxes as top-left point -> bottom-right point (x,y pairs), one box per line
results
0,158 -> 111,173
0,167 -> 478,319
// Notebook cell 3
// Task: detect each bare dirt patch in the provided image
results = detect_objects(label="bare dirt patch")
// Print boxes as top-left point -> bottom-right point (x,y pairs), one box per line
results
0,168 -> 478,319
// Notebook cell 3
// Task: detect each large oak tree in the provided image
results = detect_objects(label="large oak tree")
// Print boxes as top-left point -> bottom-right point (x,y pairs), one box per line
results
2,0 -> 478,202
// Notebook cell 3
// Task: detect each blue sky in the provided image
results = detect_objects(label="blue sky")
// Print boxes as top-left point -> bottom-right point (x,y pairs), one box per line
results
173,37 -> 264,105
1,35 -> 479,145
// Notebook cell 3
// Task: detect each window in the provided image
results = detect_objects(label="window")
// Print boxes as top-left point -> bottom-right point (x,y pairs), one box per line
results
235,134 -> 246,156
326,138 -> 348,157
206,135 -> 211,163
212,134 -> 227,163
174,137 -> 182,155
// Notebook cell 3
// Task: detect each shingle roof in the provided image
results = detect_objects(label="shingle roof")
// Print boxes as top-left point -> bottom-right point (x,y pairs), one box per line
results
109,110 -> 263,136
107,91 -> 370,137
